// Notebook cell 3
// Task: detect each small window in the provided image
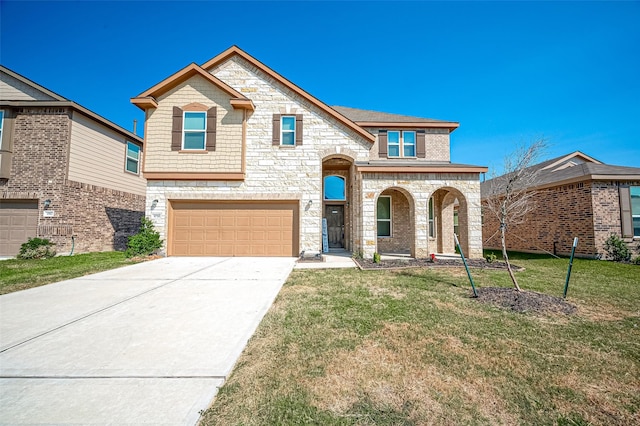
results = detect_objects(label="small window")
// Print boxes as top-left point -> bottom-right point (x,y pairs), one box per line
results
281,116 -> 296,146
0,110 -> 4,141
183,111 -> 206,150
324,176 -> 346,200
632,186 -> 640,237
403,131 -> 416,157
428,197 -> 435,238
126,142 -> 140,174
377,195 -> 391,237
388,131 -> 400,157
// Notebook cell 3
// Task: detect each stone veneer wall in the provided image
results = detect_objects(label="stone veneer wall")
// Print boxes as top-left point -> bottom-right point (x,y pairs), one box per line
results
482,181 -> 598,257
0,107 -> 144,254
359,172 -> 483,259
146,57 -> 372,256
377,188 -> 413,254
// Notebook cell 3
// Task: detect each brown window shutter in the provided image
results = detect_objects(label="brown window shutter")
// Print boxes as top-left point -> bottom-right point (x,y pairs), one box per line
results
417,130 -> 426,158
206,107 -> 217,151
295,114 -> 303,145
272,114 -> 281,146
619,186 -> 633,238
171,106 -> 183,151
378,130 -> 388,158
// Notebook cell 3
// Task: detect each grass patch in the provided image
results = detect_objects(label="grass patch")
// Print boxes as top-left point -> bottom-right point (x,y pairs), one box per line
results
201,256 -> 640,425
0,252 -> 141,294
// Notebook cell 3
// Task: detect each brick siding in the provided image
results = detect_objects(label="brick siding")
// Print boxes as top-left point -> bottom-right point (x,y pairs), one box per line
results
0,107 -> 145,254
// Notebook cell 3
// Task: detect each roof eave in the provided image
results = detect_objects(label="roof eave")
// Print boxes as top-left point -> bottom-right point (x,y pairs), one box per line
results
201,46 -> 376,144
355,121 -> 460,132
357,164 -> 487,173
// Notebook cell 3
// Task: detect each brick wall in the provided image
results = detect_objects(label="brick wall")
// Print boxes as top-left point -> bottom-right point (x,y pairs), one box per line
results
1,107 -> 145,254
482,181 -> 596,257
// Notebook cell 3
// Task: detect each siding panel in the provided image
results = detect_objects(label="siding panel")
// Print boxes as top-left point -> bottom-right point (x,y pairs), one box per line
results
68,113 -> 146,195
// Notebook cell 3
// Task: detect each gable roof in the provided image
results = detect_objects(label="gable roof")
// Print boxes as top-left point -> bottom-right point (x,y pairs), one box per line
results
201,46 -> 376,143
481,151 -> 640,196
1,65 -> 67,101
332,106 -> 459,131
131,62 -> 254,110
1,65 -> 143,144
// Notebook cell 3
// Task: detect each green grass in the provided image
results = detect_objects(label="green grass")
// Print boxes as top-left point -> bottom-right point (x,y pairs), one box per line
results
201,254 -> 640,425
0,252 -> 141,294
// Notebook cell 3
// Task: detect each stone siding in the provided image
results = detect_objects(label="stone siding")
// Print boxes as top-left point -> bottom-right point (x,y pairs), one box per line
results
360,172 -> 483,259
377,188 -> 413,254
0,107 -> 145,254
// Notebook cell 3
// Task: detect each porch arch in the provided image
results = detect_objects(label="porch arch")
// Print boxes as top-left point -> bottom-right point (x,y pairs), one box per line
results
429,186 -> 469,256
375,186 -> 415,256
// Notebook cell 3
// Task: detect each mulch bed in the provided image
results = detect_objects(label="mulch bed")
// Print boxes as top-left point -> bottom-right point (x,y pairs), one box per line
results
354,257 -> 523,271
475,287 -> 577,315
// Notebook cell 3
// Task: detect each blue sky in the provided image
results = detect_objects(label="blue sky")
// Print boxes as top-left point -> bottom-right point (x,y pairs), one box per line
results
2,1 -> 639,174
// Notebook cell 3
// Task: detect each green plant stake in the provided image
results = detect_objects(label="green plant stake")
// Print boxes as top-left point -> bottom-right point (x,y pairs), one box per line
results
454,233 -> 477,297
563,237 -> 578,299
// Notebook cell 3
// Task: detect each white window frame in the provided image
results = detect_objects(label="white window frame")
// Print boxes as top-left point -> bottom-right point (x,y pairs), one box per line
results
281,115 -> 296,146
387,130 -> 416,158
0,110 -> 4,141
377,195 -> 392,237
631,186 -> 640,238
428,197 -> 435,238
182,111 -> 206,150
323,175 -> 346,201
125,141 -> 140,175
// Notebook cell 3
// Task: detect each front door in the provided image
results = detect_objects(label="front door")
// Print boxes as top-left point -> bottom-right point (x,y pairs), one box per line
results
325,205 -> 344,248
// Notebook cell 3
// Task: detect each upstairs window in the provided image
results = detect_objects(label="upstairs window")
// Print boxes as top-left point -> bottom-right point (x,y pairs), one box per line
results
385,130 -> 417,158
0,110 -> 4,141
126,142 -> 141,174
377,195 -> 392,237
324,176 -> 346,200
281,116 -> 296,146
183,111 -> 206,150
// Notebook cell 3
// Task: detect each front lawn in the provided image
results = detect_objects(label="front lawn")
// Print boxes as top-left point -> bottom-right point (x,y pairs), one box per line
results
201,255 -> 640,425
0,252 -> 141,294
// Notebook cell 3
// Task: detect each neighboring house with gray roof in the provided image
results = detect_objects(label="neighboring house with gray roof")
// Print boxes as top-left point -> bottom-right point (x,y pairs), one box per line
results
131,46 -> 487,259
0,65 -> 146,256
481,151 -> 640,258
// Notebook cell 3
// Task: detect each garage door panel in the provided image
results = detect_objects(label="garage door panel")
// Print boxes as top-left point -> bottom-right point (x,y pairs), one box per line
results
169,202 -> 298,257
0,200 -> 39,256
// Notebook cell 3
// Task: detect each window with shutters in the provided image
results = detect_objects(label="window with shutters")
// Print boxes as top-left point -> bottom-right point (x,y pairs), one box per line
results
272,114 -> 303,147
382,130 -> 419,158
632,187 -> 640,238
183,111 -> 206,150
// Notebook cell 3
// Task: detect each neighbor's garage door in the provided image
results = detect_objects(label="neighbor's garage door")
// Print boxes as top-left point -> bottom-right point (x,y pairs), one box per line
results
0,200 -> 39,256
169,201 -> 298,257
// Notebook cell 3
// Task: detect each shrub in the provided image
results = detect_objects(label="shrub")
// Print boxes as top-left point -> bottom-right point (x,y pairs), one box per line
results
125,217 -> 163,258
373,252 -> 381,264
603,234 -> 631,262
17,237 -> 56,259
485,252 -> 497,263
632,256 -> 640,265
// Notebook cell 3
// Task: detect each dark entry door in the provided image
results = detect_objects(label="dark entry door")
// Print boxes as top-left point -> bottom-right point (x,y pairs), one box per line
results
325,205 -> 344,248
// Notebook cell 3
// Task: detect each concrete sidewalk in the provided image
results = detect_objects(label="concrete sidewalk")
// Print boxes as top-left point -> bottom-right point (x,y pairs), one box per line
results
0,256 -> 295,425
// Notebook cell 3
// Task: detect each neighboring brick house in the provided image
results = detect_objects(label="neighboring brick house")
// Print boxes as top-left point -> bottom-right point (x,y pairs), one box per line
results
131,46 -> 487,259
0,66 -> 146,256
481,151 -> 640,258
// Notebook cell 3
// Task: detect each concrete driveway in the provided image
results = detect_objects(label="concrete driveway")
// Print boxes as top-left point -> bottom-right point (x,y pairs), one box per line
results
0,256 -> 296,425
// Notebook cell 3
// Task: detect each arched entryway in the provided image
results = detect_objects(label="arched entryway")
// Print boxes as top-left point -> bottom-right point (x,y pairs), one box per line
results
376,187 -> 415,256
322,156 -> 354,251
429,187 -> 469,255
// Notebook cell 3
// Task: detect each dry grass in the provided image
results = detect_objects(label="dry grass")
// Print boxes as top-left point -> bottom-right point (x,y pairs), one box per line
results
200,258 -> 640,425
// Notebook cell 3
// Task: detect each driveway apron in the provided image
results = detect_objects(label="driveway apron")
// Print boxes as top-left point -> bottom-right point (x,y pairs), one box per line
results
0,256 -> 296,425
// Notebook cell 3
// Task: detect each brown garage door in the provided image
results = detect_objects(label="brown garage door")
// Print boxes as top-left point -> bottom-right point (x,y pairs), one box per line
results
169,201 -> 298,257
0,200 -> 39,256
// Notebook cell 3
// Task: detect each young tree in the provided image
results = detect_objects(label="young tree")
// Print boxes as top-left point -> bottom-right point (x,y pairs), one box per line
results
483,140 -> 547,291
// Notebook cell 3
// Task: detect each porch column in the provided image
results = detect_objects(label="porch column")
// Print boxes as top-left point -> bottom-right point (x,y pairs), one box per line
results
361,191 -> 377,259
414,197 -> 429,258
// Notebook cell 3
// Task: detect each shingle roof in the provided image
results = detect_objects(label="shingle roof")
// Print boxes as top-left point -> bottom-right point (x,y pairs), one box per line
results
331,106 -> 455,125
481,151 -> 640,196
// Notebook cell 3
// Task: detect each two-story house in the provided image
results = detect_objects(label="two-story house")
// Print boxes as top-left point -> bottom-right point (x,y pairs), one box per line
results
0,66 -> 145,256
131,46 -> 486,259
